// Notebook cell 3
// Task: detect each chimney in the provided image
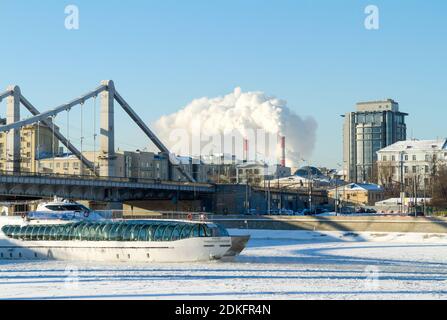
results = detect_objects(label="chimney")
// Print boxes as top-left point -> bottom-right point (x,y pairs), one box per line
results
243,138 -> 249,163
280,136 -> 286,167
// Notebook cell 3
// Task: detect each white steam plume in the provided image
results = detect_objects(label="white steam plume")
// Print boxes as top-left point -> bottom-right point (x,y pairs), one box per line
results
153,88 -> 317,167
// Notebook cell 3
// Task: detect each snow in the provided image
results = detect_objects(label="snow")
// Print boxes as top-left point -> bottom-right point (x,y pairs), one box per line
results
1,229 -> 446,300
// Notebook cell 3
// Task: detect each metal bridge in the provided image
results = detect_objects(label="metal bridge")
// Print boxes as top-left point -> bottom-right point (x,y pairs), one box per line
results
0,171 -> 214,202
0,80 -> 206,201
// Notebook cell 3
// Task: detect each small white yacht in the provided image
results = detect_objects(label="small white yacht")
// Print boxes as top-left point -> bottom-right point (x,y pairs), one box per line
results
0,198 -> 248,263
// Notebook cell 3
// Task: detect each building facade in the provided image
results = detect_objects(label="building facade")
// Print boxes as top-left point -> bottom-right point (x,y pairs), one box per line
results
376,139 -> 447,192
328,183 -> 385,207
0,120 -> 58,173
343,99 -> 407,183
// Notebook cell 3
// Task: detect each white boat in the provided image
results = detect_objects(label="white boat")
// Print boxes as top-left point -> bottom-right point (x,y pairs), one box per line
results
0,198 -> 247,263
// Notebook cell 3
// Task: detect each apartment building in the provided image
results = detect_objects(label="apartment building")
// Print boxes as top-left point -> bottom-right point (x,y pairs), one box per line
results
376,139 -> 447,190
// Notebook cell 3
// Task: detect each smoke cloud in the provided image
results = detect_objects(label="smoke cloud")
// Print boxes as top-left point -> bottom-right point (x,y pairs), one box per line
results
153,88 -> 317,167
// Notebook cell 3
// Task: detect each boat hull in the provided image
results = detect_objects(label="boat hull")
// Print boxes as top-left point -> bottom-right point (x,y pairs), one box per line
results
0,237 -> 232,263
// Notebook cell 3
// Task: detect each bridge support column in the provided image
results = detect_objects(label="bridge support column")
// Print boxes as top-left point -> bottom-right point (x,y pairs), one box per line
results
6,85 -> 21,173
99,80 -> 116,177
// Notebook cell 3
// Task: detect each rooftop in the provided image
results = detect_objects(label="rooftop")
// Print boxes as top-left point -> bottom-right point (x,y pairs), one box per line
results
378,139 -> 447,153
356,99 -> 399,112
331,183 -> 383,192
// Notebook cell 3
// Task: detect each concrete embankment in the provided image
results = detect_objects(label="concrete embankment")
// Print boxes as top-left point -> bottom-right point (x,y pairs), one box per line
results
210,215 -> 447,234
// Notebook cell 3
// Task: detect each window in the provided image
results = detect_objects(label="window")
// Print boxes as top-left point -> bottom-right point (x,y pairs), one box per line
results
1,222 -> 228,242
404,155 -> 409,161
412,166 -> 417,174
404,166 -> 409,174
412,155 -> 417,161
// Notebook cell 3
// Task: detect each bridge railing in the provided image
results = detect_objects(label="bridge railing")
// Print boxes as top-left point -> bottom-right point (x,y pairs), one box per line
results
0,170 -> 213,187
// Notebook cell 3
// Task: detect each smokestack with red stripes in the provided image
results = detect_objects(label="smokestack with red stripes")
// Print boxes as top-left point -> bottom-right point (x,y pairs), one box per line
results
243,138 -> 249,163
280,136 -> 286,167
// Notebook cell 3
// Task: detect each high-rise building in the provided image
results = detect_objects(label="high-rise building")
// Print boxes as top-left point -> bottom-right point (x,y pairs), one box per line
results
343,99 -> 408,183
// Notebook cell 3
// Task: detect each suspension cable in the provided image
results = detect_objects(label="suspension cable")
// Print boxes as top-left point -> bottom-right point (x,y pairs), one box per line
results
93,96 -> 97,175
37,120 -> 40,174
80,102 -> 84,176
67,108 -> 70,145
52,115 -> 56,174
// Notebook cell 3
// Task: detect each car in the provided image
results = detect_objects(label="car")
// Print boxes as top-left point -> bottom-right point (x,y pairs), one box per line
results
279,209 -> 294,216
244,209 -> 258,215
301,209 -> 312,216
407,212 -> 425,217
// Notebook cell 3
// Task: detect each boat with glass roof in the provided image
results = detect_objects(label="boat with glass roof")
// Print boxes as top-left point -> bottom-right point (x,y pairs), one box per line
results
0,199 -> 245,263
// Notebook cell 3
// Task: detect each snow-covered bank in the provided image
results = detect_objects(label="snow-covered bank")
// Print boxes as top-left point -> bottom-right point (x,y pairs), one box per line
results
229,229 -> 447,243
1,230 -> 446,300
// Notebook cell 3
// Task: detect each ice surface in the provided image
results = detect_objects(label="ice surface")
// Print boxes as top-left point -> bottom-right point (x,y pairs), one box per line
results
0,229 -> 446,300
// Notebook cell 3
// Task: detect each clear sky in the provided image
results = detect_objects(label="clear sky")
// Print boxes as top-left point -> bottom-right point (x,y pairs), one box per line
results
0,0 -> 446,168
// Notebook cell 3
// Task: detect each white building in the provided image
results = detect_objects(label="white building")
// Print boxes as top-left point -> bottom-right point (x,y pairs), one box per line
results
235,162 -> 291,185
376,139 -> 447,190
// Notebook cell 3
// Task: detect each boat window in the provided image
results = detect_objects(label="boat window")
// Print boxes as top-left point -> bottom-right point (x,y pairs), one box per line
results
154,224 -> 167,241
74,224 -> 84,240
11,226 -> 20,239
91,224 -> 102,241
2,221 -> 217,242
162,225 -> 175,241
121,224 -> 133,241
42,226 -> 51,240
55,225 -> 65,240
180,224 -> 192,239
108,223 -> 122,241
203,224 -> 212,237
37,226 -> 46,240
100,224 -> 112,241
199,225 -> 206,237
49,226 -> 58,240
23,226 -> 33,239
129,224 -> 141,241
44,204 -> 90,212
146,224 -> 157,241
44,205 -> 66,211
170,225 -> 182,241
137,225 -> 148,241
1,226 -> 9,237
80,224 -> 90,240
191,224 -> 200,237
67,224 -> 79,240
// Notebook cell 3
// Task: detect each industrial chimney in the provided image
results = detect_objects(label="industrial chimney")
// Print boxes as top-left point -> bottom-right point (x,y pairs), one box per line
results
280,136 -> 286,167
243,138 -> 249,163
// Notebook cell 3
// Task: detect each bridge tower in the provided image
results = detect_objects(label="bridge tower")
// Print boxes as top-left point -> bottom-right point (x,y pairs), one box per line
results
6,85 -> 21,173
99,80 -> 116,177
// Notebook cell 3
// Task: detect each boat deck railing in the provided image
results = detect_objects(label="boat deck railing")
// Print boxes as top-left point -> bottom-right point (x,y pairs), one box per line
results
6,210 -> 213,223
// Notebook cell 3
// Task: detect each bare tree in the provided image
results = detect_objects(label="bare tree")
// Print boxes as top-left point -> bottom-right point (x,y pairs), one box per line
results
377,161 -> 400,198
431,164 -> 447,209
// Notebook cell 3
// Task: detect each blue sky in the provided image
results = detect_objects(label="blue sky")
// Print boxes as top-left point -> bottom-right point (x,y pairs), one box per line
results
0,0 -> 446,168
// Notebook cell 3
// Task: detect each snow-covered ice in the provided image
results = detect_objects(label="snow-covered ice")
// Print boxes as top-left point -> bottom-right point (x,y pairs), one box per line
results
1,230 -> 446,300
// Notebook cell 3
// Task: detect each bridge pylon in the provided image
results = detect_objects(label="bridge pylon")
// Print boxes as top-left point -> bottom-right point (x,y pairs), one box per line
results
99,80 -> 116,177
6,85 -> 21,173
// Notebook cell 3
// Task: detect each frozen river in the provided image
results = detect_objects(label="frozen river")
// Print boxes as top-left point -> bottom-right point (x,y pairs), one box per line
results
1,230 -> 447,300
